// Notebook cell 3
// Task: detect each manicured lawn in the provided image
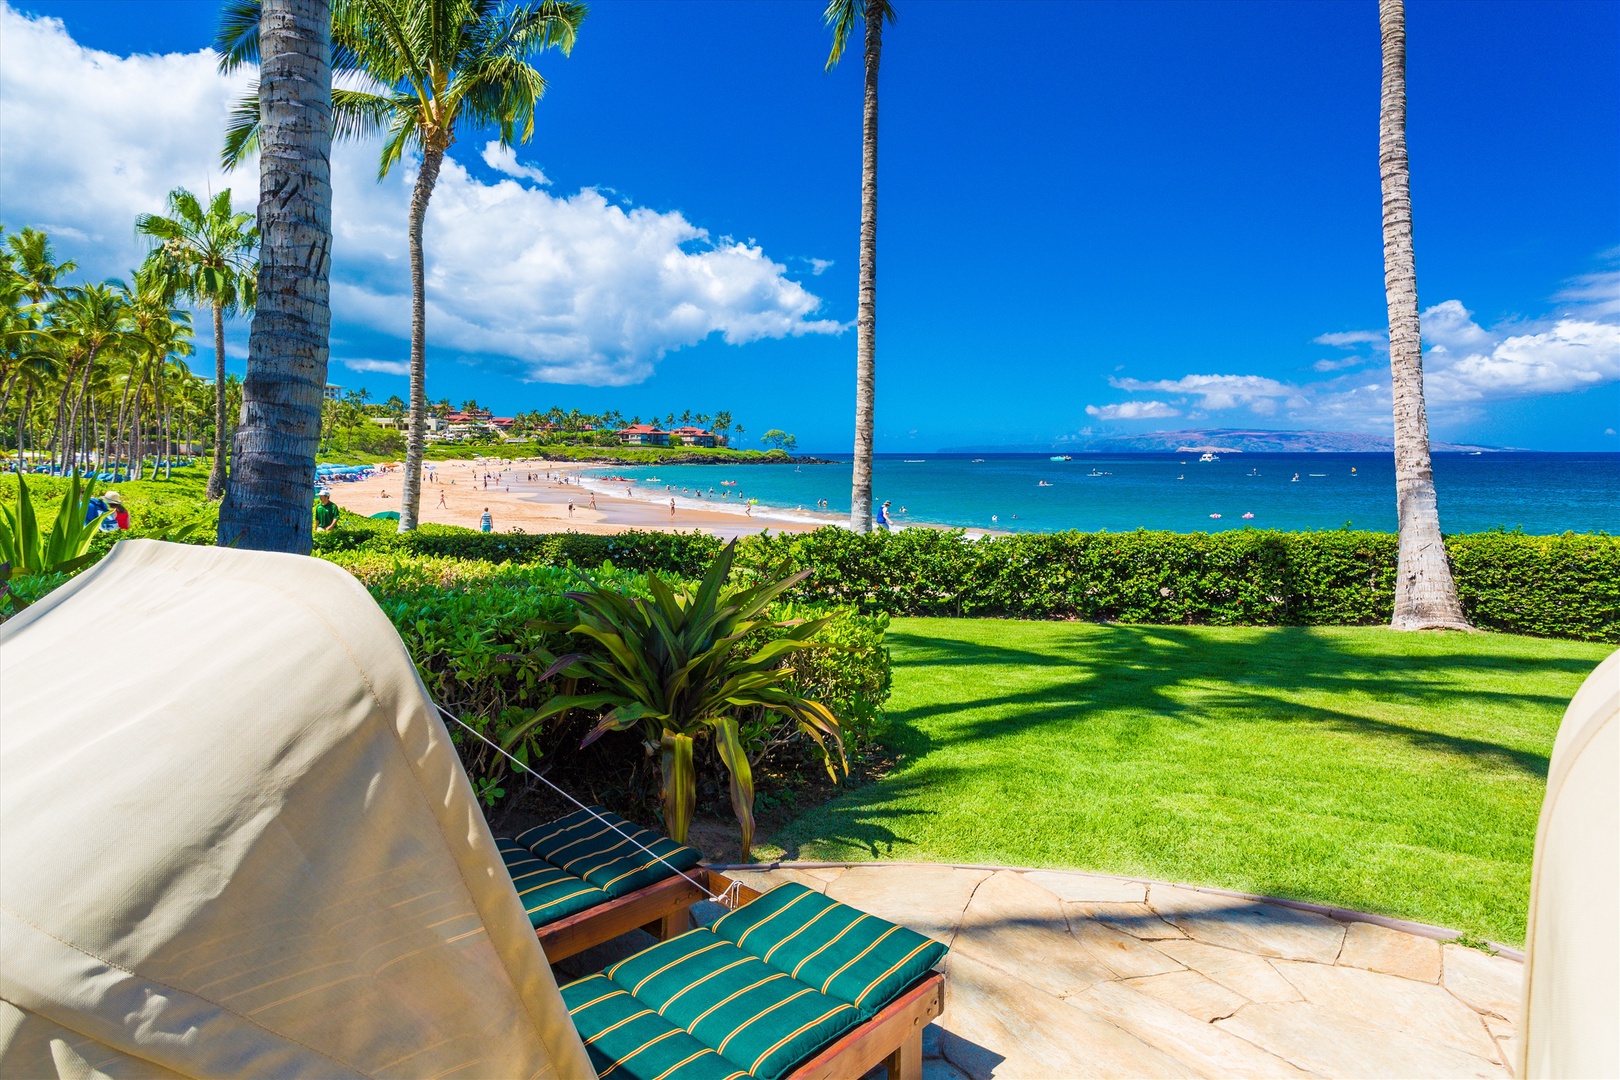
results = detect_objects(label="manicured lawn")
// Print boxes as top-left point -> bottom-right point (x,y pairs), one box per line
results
771,618 -> 1612,945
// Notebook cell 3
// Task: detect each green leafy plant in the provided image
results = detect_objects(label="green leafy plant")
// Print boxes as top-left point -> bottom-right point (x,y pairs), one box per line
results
0,474 -> 107,609
504,541 -> 847,857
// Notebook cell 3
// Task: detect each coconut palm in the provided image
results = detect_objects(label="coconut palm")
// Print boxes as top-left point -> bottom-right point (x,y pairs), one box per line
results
211,0 -> 335,552
220,0 -> 583,534
6,227 -> 77,306
824,0 -> 894,533
49,284 -> 133,476
118,267 -> 194,478
136,188 -> 259,500
1377,0 -> 1469,630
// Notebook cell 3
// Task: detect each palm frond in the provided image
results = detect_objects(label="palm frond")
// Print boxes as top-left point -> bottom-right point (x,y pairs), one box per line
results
215,0 -> 261,73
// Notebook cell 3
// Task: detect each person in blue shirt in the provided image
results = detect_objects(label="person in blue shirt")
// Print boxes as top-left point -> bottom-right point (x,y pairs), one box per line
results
876,500 -> 892,531
480,508 -> 493,533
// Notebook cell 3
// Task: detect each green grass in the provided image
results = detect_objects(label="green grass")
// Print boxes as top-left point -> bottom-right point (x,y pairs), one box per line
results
772,618 -> 1612,944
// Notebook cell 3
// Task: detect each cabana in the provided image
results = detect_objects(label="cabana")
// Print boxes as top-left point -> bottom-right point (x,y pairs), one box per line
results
1517,649 -> 1618,1079
1,541 -> 946,1078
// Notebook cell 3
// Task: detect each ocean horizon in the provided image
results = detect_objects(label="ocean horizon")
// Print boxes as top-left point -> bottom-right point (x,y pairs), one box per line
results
579,451 -> 1620,536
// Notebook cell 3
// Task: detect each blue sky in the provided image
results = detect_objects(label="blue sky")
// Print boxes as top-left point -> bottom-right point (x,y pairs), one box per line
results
2,0 -> 1616,450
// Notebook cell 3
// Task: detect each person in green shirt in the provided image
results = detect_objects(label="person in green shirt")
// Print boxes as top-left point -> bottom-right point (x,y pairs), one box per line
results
314,490 -> 340,532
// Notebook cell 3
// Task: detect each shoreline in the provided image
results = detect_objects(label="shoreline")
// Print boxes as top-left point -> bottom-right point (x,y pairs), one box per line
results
324,457 -> 831,540
324,456 -> 1004,539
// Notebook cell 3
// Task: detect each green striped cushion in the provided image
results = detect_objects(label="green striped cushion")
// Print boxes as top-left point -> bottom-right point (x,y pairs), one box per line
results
711,883 -> 947,1019
562,974 -> 749,1080
604,929 -> 861,1080
496,837 -> 609,928
515,806 -> 702,898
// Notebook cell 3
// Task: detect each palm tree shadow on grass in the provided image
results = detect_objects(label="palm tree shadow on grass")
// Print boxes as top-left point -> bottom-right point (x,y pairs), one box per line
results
881,623 -> 1575,779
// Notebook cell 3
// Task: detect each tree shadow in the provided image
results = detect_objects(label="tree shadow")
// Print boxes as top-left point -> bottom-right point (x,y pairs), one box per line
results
880,623 -> 1575,778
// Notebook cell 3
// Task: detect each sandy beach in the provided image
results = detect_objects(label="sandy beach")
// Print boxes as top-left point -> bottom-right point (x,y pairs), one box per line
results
324,457 -> 841,540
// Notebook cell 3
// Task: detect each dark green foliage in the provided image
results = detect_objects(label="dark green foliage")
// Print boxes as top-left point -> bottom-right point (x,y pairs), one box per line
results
736,528 -> 1616,642
313,521 -> 1616,641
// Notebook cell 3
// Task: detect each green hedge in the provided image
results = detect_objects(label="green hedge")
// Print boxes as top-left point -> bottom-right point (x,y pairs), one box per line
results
316,521 -> 1618,642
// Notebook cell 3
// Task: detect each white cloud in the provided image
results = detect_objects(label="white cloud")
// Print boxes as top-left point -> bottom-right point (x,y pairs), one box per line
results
808,258 -> 833,276
341,357 -> 410,376
0,5 -> 254,280
1314,330 -> 1388,350
480,141 -> 550,185
1099,272 -> 1620,433
0,3 -> 838,387
1111,373 -> 1294,412
1084,400 -> 1180,420
1312,356 -> 1372,372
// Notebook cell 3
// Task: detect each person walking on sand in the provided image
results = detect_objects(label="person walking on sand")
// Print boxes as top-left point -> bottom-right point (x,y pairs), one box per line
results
590,492 -> 597,510
568,501 -> 575,517
669,498 -> 676,517
437,488 -> 447,509
876,500 -> 893,532
480,508 -> 493,533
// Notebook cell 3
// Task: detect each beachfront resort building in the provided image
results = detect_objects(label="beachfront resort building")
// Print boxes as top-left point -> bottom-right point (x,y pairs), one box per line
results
618,424 -> 671,446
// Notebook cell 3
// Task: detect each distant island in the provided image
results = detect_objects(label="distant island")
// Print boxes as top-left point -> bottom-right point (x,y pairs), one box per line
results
943,428 -> 1513,454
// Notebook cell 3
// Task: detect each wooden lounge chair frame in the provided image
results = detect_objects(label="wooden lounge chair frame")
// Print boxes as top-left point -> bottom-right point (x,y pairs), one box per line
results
546,870 -> 946,1080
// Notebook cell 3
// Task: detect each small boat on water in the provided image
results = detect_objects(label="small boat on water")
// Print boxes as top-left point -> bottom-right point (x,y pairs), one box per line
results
904,459 -> 926,463
644,476 -> 663,483
1209,513 -> 1223,519
1242,512 -> 1255,519
1087,469 -> 1111,477
720,480 -> 737,485
1038,480 -> 1053,487
972,458 -> 985,463
1199,453 -> 1219,462
1050,455 -> 1072,462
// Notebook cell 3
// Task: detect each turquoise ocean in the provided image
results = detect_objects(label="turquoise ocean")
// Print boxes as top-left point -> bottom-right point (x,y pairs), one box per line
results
581,452 -> 1620,535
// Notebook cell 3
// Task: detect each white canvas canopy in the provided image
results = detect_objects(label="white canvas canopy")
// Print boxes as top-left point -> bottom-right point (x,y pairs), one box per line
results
0,540 -> 595,1078
1518,648 -> 1618,1079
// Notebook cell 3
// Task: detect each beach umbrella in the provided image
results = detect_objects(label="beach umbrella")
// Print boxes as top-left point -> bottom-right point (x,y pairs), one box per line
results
0,541 -> 593,1078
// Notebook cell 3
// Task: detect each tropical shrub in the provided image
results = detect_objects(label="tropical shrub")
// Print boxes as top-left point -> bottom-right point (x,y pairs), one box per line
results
0,474 -> 107,611
502,543 -> 847,857
336,549 -> 890,829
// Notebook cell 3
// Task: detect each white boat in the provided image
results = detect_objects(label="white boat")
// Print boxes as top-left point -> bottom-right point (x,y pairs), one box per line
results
1050,455 -> 1072,462
1198,453 -> 1219,462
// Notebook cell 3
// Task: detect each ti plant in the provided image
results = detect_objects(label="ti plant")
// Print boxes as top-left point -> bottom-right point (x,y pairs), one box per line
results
502,541 -> 845,858
0,474 -> 108,610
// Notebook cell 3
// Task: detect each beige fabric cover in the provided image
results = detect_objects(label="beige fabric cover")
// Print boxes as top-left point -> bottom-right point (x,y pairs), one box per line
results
0,540 -> 595,1079
1518,649 -> 1618,1080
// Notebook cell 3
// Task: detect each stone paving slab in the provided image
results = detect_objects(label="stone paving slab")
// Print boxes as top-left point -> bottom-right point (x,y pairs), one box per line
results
720,863 -> 1522,1079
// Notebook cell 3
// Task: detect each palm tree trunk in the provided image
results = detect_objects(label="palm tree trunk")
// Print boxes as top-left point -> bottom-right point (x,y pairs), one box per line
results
399,143 -> 445,533
848,2 -> 882,533
16,385 -> 29,472
1378,0 -> 1469,631
205,303 -> 230,499
217,0 -> 333,553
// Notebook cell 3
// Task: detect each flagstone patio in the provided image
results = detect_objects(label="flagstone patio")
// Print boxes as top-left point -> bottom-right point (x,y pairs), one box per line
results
555,862 -> 1523,1079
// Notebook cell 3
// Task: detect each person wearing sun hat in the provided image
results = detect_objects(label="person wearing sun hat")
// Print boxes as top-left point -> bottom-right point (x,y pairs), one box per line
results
100,491 -> 131,531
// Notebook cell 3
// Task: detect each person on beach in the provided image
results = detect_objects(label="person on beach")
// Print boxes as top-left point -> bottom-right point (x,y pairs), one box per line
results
480,508 -> 493,533
436,489 -> 447,509
876,501 -> 892,531
568,501 -> 575,517
589,492 -> 597,510
314,490 -> 339,533
669,498 -> 676,517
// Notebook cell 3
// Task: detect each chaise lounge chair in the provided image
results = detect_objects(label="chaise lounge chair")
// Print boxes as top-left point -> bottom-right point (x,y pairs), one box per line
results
496,805 -> 708,961
560,876 -> 947,1080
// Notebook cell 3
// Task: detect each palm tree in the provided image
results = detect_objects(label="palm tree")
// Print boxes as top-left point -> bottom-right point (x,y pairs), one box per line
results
221,0 -> 582,533
136,188 -> 259,500
7,228 -> 77,306
825,0 -> 893,533
50,283 -> 133,475
1377,0 -> 1469,630
119,267 -> 194,478
214,0 -> 335,552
